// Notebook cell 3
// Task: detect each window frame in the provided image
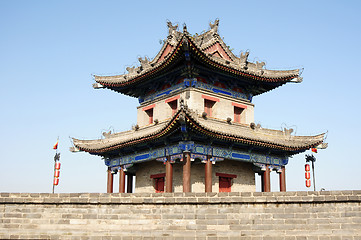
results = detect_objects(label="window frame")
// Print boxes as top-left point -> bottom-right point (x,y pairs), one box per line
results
231,102 -> 247,123
142,104 -> 155,124
202,95 -> 220,117
165,95 -> 180,116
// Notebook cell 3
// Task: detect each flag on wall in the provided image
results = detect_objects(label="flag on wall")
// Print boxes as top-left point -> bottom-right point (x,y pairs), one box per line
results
311,148 -> 317,153
53,140 -> 59,150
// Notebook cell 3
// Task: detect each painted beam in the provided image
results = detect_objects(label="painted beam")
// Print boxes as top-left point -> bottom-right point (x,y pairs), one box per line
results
105,143 -> 288,167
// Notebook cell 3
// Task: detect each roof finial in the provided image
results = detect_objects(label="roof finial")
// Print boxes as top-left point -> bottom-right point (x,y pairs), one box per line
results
209,19 -> 219,33
167,21 -> 178,36
183,23 -> 188,34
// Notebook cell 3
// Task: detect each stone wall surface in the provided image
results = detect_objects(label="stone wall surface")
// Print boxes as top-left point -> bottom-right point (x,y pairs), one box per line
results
135,161 -> 165,193
0,191 -> 360,240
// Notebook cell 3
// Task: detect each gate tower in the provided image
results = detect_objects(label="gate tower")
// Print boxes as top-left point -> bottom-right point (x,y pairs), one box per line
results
72,20 -> 326,193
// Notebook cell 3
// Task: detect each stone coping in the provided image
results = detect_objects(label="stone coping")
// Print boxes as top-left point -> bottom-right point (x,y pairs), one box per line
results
1,191 -> 360,205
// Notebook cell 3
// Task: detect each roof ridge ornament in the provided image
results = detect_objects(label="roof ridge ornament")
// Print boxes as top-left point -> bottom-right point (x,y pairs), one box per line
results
283,128 -> 294,137
126,66 -> 136,75
209,19 -> 219,34
167,21 -> 179,37
255,61 -> 266,75
183,24 -> 188,34
102,131 -> 112,138
255,61 -> 265,69
138,56 -> 151,70
167,21 -> 181,44
237,51 -> 249,68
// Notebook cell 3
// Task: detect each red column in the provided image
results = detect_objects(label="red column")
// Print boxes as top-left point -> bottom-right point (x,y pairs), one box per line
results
126,174 -> 133,193
119,168 -> 126,193
279,166 -> 286,192
165,158 -> 173,193
205,156 -> 212,192
183,152 -> 191,192
263,165 -> 271,192
107,167 -> 113,193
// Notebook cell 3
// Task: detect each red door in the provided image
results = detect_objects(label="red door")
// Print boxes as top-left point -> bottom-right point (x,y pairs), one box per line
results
155,178 -> 165,193
219,177 -> 231,192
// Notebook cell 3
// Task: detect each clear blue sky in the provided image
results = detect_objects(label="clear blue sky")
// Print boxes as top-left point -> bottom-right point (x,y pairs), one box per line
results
1,1 -> 360,193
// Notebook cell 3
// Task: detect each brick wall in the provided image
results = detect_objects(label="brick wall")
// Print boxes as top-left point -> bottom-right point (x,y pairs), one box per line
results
1,191 -> 360,239
135,161 -> 165,192
134,160 -> 255,193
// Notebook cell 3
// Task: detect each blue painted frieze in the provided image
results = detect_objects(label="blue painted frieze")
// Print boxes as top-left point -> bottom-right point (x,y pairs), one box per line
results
105,143 -> 288,167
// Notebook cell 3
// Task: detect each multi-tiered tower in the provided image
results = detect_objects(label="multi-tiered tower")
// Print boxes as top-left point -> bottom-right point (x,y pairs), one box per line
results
72,20 -> 326,193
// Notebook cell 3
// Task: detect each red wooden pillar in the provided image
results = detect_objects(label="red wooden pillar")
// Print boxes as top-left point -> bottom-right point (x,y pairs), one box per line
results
279,166 -> 286,192
263,165 -> 271,192
205,156 -> 212,192
107,167 -> 113,193
183,152 -> 191,192
126,174 -> 133,193
165,157 -> 173,193
119,168 -> 126,193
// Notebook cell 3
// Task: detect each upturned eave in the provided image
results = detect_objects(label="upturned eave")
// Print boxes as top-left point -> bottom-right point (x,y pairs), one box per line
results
72,108 -> 325,156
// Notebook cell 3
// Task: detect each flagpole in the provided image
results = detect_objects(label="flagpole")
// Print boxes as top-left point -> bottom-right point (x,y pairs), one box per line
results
312,160 -> 316,191
52,158 -> 56,194
52,137 -> 59,194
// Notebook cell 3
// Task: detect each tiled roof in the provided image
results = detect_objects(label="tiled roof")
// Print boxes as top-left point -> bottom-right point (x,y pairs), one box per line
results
72,108 -> 325,155
94,20 -> 302,95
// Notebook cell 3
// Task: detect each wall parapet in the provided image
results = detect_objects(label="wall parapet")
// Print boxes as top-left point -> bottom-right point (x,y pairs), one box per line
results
1,190 -> 361,205
1,191 -> 361,239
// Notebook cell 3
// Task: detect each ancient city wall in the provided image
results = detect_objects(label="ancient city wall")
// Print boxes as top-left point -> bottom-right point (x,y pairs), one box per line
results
1,191 -> 360,239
